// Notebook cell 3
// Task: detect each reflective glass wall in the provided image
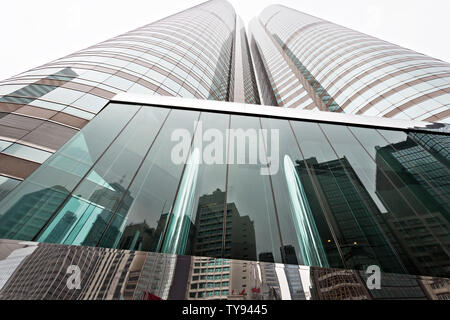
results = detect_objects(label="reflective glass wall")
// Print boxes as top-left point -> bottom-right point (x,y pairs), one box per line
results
0,101 -> 448,278
1,239 -> 448,300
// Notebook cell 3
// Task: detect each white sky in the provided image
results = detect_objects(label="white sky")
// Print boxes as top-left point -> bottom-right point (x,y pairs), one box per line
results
1,0 -> 449,80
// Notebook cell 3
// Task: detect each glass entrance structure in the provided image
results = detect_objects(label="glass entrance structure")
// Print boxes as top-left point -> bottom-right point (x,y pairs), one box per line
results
0,94 -> 448,278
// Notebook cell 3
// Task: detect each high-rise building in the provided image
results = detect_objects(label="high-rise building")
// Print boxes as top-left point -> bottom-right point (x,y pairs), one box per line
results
192,188 -> 257,261
0,0 -> 448,296
310,267 -> 372,300
0,0 -> 259,195
249,5 -> 450,122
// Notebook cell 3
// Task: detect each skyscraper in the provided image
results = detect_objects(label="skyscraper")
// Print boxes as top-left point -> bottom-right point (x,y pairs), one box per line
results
0,0 -> 448,290
0,0 -> 259,195
249,5 -> 450,122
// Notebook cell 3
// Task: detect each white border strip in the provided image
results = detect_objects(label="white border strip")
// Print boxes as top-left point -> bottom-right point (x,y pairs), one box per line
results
112,93 -> 446,132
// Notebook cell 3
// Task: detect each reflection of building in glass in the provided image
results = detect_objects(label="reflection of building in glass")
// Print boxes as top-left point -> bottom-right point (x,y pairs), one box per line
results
0,243 -> 138,299
186,256 -> 232,300
187,259 -> 287,301
117,212 -> 168,253
282,245 -> 298,265
229,261 -> 266,300
0,241 -> 38,290
192,189 -> 257,261
258,252 -> 275,263
0,240 -> 182,300
284,265 -> 306,300
376,133 -> 449,217
310,267 -> 371,300
185,256 -> 276,300
375,134 -> 450,277
0,185 -> 70,240
192,189 -> 226,258
296,157 -> 403,273
278,244 -> 306,299
81,181 -> 134,247
420,276 -> 450,300
259,262 -> 281,300
132,252 -> 178,300
359,271 -> 428,300
119,221 -> 156,252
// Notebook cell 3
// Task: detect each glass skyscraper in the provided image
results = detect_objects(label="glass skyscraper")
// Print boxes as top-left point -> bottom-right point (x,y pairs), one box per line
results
0,0 -> 448,300
250,5 -> 450,122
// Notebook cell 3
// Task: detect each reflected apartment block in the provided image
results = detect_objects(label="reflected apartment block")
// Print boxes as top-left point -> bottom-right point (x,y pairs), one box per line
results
284,265 -> 306,300
310,267 -> 371,300
420,276 -> 450,300
186,256 -> 283,300
0,240 -> 178,300
132,252 -> 178,300
193,189 -> 257,261
186,256 -> 232,299
0,243 -> 135,299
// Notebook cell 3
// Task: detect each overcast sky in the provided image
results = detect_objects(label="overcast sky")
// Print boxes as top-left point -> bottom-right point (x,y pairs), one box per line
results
1,0 -> 449,80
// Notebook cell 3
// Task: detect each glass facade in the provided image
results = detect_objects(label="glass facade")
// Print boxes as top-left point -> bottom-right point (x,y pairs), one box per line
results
0,239 -> 448,300
0,100 -> 448,278
249,5 -> 450,122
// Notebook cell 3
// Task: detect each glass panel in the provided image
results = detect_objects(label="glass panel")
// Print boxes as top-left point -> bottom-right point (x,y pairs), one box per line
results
162,112 -> 228,257
28,99 -> 66,111
70,94 -> 108,114
364,128 -> 450,277
0,176 -> 21,200
19,121 -> 78,151
2,143 -> 52,163
260,118 -> 332,267
0,103 -> 140,240
0,140 -> 12,152
225,115 -> 282,263
62,107 -> 95,120
378,130 -> 450,221
318,123 -> 405,274
290,121 -> 399,271
0,101 -> 448,278
39,87 -> 85,105
349,126 -> 450,277
99,108 -> 200,252
37,106 -> 170,246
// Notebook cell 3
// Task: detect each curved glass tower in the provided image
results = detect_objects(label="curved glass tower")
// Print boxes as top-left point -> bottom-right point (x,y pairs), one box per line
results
249,5 -> 450,123
0,0 -> 259,191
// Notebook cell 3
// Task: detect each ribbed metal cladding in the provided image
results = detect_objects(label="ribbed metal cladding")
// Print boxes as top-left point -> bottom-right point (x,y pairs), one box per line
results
0,0 -> 261,187
250,5 -> 450,123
